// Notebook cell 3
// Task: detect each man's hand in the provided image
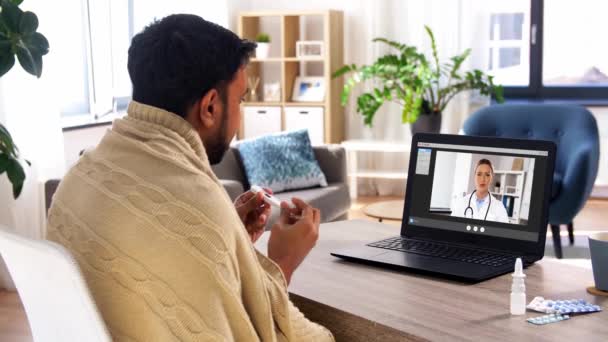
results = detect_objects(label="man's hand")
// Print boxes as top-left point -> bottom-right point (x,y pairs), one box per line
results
267,198 -> 320,285
234,188 -> 272,243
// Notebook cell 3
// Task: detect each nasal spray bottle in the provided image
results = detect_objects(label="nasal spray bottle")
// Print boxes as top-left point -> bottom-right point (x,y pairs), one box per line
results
510,258 -> 526,315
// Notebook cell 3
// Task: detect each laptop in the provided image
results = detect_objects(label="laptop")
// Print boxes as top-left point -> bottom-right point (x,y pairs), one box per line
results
331,133 -> 556,283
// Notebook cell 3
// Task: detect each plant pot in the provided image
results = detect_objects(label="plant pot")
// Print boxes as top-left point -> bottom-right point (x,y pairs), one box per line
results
256,43 -> 270,59
411,112 -> 442,135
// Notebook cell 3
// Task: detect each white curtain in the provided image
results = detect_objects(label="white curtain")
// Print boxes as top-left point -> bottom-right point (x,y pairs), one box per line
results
0,1 -> 68,290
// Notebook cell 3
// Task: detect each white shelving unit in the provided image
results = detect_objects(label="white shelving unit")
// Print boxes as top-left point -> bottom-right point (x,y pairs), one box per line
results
238,10 -> 344,143
491,170 -> 526,224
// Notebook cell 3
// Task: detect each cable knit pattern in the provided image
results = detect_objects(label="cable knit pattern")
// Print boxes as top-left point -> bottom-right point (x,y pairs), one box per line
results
46,101 -> 334,342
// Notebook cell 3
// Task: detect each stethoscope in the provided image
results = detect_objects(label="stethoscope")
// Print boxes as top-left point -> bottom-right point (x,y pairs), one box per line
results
464,190 -> 491,220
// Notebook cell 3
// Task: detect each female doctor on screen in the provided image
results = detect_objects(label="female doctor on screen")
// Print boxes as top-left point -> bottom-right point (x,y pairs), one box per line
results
451,159 -> 510,223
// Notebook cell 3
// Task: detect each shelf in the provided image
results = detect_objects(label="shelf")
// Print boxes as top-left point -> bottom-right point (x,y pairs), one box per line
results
250,58 -> 283,62
284,57 -> 324,62
494,170 -> 525,175
349,171 -> 408,180
284,102 -> 325,106
491,192 -> 521,198
242,102 -> 282,106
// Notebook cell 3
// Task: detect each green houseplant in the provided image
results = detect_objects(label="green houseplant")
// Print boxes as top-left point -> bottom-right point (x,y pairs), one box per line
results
255,32 -> 270,59
0,0 -> 49,198
333,26 -> 503,132
255,33 -> 270,43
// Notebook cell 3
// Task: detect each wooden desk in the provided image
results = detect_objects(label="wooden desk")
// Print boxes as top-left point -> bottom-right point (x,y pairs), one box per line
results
255,220 -> 608,341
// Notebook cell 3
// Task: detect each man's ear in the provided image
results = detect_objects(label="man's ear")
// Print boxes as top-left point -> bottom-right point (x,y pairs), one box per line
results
198,88 -> 221,129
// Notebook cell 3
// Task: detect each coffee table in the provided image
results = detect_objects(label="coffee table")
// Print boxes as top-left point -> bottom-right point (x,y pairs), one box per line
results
363,200 -> 405,222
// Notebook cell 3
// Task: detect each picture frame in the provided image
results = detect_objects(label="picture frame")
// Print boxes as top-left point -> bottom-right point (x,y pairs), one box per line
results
296,41 -> 324,59
292,76 -> 325,102
263,82 -> 281,102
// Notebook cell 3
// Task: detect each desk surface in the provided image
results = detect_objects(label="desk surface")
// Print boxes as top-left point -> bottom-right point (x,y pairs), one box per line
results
256,220 -> 607,342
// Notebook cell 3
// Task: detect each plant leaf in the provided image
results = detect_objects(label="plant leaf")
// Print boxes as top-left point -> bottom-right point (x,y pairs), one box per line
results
424,25 -> 440,77
0,123 -> 19,157
16,39 -> 42,77
0,153 -> 8,173
9,0 -> 24,5
0,0 -> 22,32
0,49 -> 15,77
18,11 -> 37,34
373,37 -> 406,51
356,92 -> 383,127
6,157 -> 25,198
22,32 -> 49,56
332,65 -> 354,79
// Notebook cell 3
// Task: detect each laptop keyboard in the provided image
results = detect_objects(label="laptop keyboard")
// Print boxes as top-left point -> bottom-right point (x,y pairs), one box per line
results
368,236 -> 517,267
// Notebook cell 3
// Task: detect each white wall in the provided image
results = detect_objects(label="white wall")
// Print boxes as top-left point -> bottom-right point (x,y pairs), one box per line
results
430,151 -> 457,208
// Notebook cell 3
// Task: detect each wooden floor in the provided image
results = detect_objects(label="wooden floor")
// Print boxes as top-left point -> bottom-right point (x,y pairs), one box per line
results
0,291 -> 32,342
1,196 -> 607,341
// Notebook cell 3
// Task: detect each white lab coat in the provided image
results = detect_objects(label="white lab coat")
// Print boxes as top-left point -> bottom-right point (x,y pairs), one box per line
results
451,193 -> 510,223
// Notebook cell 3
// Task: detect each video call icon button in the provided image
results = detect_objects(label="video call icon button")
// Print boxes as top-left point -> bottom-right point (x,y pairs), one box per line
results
473,226 -> 478,232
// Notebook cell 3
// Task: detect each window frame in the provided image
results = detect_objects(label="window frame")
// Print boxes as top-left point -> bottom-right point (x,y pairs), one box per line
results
502,0 -> 608,103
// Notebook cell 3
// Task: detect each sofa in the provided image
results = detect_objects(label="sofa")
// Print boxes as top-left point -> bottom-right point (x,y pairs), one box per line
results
45,145 -> 352,225
211,145 -> 351,225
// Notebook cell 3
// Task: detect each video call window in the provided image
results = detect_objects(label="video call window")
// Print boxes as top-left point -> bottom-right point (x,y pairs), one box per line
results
429,151 -> 535,226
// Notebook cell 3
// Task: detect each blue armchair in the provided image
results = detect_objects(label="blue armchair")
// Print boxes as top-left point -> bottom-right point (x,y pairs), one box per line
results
463,104 -> 600,259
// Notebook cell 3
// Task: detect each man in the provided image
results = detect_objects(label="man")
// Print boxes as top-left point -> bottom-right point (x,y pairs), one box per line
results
47,14 -> 333,341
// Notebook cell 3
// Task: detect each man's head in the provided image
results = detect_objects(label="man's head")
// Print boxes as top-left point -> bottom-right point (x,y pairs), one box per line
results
128,14 -> 256,164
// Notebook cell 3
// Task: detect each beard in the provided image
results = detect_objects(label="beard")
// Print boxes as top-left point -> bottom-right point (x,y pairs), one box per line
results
205,106 -> 231,165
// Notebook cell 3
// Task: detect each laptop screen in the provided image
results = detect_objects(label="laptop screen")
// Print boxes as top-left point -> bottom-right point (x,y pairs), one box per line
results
405,140 -> 551,243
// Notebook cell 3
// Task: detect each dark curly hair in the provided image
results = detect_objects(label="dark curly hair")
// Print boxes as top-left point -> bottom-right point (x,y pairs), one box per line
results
128,14 -> 256,118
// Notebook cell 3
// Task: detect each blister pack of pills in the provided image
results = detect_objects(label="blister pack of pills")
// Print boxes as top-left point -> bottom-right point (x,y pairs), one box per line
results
527,296 -> 602,314
527,313 -> 570,325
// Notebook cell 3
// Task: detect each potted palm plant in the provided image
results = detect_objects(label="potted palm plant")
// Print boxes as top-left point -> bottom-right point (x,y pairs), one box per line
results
333,26 -> 504,134
0,0 -> 50,199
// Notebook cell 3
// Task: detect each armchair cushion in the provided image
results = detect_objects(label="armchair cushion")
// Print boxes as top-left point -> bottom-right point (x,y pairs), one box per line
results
552,172 -> 562,199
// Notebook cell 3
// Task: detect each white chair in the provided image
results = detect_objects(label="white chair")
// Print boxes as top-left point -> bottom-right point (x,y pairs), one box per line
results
0,226 -> 111,342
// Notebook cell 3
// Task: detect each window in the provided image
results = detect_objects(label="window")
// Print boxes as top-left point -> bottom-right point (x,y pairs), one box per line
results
60,0 -> 229,122
59,0 -> 133,119
467,0 -> 608,102
487,11 -> 529,86
543,0 -> 608,87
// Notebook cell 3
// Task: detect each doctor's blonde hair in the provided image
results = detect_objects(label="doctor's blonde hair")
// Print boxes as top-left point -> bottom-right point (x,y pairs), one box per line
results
475,159 -> 494,174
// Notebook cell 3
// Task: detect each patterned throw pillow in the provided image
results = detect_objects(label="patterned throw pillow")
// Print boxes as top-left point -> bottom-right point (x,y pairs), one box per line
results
237,130 -> 328,193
